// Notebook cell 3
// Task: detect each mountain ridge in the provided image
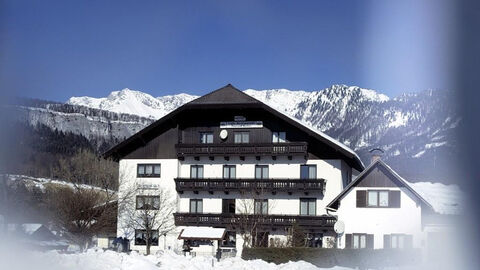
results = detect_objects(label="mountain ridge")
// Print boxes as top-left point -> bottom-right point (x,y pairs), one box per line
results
5,84 -> 460,184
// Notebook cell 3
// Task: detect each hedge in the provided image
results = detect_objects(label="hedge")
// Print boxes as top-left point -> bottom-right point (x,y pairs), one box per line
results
241,248 -> 422,268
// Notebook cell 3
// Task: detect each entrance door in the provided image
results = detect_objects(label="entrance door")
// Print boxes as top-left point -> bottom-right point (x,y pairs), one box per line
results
222,199 -> 236,214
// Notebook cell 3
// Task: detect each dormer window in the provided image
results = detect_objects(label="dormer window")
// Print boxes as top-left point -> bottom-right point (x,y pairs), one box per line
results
272,132 -> 286,143
200,132 -> 213,144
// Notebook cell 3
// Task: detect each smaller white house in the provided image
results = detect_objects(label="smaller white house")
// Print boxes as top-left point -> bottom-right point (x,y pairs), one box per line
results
326,159 -> 437,250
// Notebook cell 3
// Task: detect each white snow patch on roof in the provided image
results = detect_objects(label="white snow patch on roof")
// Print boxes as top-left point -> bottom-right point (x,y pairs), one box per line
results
179,227 -> 225,240
21,224 -> 43,235
409,182 -> 464,215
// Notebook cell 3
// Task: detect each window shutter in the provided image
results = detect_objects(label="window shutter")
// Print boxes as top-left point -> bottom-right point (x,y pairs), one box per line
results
383,235 -> 391,249
367,234 -> 374,249
345,234 -> 352,249
389,190 -> 401,208
356,190 -> 366,207
405,235 -> 413,249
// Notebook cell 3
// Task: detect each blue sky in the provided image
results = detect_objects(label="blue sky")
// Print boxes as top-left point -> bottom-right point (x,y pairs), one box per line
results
0,0 -> 456,101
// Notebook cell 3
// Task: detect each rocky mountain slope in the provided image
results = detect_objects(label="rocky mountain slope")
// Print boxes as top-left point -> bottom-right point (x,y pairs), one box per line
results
3,84 -> 459,183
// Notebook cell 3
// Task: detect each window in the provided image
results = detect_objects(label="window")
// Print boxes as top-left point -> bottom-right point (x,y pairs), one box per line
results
234,131 -> 249,143
379,191 -> 389,207
222,199 -> 236,214
300,198 -> 316,216
353,234 -> 367,249
190,199 -> 203,213
135,230 -> 159,246
136,196 -> 160,210
357,190 -> 400,208
254,199 -> 268,215
223,165 -> 236,179
391,234 -> 405,249
255,165 -> 269,179
367,191 -> 378,206
190,165 -> 204,179
137,164 -> 161,177
367,190 -> 389,207
200,132 -> 213,144
300,165 -> 317,179
272,132 -> 286,143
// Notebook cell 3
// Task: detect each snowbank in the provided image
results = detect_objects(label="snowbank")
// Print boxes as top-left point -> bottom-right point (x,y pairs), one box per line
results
20,249 -> 353,270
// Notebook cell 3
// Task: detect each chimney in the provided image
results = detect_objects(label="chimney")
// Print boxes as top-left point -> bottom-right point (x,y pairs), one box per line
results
368,148 -> 384,164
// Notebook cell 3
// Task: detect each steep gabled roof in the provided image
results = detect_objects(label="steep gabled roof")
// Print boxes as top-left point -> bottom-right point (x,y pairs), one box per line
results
326,159 -> 433,210
189,84 -> 260,105
103,84 -> 364,170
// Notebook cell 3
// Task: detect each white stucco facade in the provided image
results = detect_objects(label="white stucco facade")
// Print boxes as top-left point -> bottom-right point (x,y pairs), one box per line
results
116,156 -> 353,254
333,186 -> 424,249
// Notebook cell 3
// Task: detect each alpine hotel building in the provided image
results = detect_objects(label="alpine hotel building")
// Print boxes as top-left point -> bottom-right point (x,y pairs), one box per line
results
105,84 -> 366,255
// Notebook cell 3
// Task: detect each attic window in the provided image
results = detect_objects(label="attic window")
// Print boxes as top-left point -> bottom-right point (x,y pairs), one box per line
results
200,132 -> 213,144
272,132 -> 286,143
367,190 -> 389,207
234,132 -> 249,143
357,190 -> 401,208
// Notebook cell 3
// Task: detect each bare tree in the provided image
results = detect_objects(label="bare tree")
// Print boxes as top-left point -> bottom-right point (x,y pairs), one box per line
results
236,190 -> 276,248
117,181 -> 175,255
45,150 -> 118,251
287,222 -> 307,247
52,149 -> 118,189
45,184 -> 116,250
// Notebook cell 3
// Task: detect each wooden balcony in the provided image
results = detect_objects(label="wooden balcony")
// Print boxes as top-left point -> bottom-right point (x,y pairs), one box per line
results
175,178 -> 325,194
173,213 -> 336,232
175,142 -> 307,159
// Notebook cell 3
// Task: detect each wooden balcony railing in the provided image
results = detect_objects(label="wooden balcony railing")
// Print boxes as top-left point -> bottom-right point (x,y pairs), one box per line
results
175,142 -> 307,158
175,178 -> 325,194
173,212 -> 336,231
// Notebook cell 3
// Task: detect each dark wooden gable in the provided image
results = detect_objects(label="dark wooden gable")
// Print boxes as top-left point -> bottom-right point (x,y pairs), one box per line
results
188,84 -> 260,105
354,163 -> 398,188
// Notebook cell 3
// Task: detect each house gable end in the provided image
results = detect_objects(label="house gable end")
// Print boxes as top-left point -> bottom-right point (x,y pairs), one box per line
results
327,160 -> 434,211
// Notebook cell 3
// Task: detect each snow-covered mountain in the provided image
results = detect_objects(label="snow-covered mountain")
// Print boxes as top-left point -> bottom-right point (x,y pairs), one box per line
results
6,84 -> 460,183
68,88 -> 197,119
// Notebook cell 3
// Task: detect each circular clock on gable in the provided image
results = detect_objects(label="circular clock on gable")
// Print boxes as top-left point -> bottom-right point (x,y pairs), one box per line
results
219,129 -> 228,140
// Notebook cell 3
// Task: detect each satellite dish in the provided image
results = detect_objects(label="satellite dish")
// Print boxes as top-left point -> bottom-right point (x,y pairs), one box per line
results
219,129 -> 228,140
334,220 -> 345,234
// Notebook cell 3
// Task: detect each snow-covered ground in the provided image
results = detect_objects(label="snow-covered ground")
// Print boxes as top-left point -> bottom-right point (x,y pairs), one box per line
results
5,174 -> 114,193
9,249 -> 352,270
